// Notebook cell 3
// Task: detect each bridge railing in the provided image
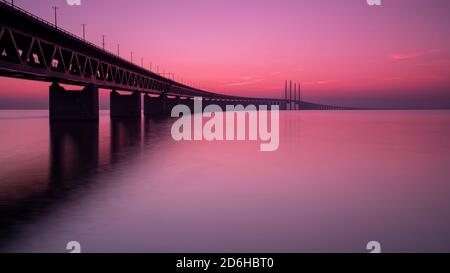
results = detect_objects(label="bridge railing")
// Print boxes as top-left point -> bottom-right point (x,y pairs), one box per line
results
0,0 -> 290,104
0,0 -> 186,86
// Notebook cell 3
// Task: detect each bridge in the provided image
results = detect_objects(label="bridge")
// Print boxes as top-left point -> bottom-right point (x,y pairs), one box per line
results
0,1 -> 348,120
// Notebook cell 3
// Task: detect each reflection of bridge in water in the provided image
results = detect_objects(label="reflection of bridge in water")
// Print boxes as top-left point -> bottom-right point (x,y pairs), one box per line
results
0,116 -> 169,249
0,1 -> 350,121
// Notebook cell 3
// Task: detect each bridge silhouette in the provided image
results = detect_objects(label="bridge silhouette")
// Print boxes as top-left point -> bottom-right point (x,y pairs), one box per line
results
0,1 -> 348,120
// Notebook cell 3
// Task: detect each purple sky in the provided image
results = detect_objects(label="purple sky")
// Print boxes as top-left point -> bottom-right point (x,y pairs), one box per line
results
1,0 -> 450,108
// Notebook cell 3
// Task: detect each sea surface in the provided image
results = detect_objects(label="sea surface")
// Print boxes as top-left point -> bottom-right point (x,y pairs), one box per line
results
0,110 -> 450,253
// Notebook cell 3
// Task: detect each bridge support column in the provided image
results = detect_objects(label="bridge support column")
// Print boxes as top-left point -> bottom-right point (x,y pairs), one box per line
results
144,94 -> 167,117
179,97 -> 194,113
110,90 -> 141,118
213,99 -> 226,112
165,96 -> 181,115
49,82 -> 99,121
203,98 -> 213,112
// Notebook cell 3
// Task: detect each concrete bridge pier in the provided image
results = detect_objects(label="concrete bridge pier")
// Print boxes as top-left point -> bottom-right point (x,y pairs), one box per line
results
144,94 -> 166,117
207,99 -> 216,109
219,99 -> 229,110
110,90 -> 141,118
203,98 -> 211,109
49,82 -> 99,121
143,94 -> 183,117
203,98 -> 217,112
180,97 -> 194,113
165,96 -> 181,115
213,99 -> 228,112
219,99 -> 227,111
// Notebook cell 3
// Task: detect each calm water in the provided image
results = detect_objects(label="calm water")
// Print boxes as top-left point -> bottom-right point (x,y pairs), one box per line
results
0,110 -> 450,253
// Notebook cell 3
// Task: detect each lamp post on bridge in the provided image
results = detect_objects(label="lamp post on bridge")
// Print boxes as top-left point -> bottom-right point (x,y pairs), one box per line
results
52,6 -> 59,29
102,35 -> 105,50
81,24 -> 86,40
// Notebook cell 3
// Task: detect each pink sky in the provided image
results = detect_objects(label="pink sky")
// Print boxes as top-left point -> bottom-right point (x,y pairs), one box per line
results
1,0 -> 450,108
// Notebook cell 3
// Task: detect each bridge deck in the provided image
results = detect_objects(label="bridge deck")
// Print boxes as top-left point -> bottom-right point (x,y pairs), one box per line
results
0,1 -> 351,110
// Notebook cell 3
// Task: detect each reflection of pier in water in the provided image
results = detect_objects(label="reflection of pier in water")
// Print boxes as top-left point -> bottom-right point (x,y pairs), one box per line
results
0,116 -> 166,249
110,118 -> 142,164
49,121 -> 99,186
